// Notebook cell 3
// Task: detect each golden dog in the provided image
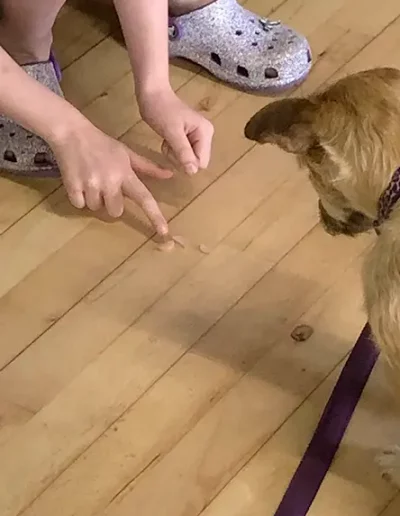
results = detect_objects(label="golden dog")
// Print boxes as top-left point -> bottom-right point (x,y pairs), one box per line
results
245,67 -> 400,485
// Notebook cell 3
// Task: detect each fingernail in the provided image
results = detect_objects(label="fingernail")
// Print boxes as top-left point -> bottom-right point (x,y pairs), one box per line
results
186,163 -> 198,176
159,226 -> 169,237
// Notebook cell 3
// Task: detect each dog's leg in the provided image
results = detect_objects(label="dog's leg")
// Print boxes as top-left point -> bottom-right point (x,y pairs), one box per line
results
363,234 -> 400,486
376,446 -> 400,486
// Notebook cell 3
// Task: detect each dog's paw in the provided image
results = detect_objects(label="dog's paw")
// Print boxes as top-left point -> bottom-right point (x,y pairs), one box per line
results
376,446 -> 400,487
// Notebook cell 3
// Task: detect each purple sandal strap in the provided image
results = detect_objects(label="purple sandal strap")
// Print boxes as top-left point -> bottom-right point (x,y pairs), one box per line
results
274,324 -> 379,516
49,50 -> 62,82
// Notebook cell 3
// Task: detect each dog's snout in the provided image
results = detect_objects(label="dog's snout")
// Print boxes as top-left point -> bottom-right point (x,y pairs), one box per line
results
244,116 -> 259,142
318,201 -> 342,236
318,201 -> 372,237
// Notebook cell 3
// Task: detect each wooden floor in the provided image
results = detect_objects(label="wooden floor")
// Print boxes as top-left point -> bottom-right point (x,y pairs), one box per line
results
2,0 -> 400,514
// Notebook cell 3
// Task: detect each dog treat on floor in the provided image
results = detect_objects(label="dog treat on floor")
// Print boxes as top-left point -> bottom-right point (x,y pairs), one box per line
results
156,234 -> 188,252
172,235 -> 186,248
157,234 -> 175,252
199,244 -> 211,254
157,240 -> 175,252
291,324 -> 314,342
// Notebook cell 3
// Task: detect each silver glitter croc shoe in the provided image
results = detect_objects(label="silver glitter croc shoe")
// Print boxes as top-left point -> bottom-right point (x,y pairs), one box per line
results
0,59 -> 62,178
169,0 -> 312,93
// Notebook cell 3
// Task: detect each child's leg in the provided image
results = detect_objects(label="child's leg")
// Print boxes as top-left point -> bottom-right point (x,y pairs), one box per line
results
91,0 -> 215,15
0,0 -> 66,64
168,0 -> 213,15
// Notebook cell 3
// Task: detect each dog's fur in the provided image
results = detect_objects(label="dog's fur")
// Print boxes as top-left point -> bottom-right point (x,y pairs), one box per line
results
245,67 -> 400,485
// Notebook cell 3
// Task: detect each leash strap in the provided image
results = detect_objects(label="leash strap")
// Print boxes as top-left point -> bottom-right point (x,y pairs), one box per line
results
274,324 -> 379,516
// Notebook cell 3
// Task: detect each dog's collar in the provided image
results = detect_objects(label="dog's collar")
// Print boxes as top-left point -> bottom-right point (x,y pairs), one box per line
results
373,167 -> 400,231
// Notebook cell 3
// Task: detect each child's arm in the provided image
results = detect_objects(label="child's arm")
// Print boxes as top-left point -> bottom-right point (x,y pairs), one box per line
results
0,46 -> 171,234
114,0 -> 214,175
113,0 -> 170,96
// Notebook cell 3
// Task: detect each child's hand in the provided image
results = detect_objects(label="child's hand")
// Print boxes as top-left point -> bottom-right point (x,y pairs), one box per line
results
50,121 -> 172,236
138,87 -> 214,175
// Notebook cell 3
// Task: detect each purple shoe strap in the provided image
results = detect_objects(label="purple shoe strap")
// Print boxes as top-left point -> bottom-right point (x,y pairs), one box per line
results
49,50 -> 62,82
274,324 -> 379,516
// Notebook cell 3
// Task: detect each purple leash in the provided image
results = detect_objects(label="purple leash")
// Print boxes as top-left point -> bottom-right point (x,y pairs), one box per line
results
274,324 -> 379,516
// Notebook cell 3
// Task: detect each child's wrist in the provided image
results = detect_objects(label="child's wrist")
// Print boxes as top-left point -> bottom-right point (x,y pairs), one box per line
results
135,76 -> 172,101
42,109 -> 93,148
136,82 -> 174,116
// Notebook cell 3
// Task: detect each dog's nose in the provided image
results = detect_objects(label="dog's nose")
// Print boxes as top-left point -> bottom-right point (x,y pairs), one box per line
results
244,117 -> 258,141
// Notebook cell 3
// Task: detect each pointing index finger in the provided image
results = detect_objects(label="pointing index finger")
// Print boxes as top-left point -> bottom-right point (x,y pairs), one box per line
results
122,174 -> 168,236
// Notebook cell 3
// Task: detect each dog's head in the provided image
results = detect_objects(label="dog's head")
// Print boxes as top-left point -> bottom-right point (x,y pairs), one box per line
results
245,68 -> 400,236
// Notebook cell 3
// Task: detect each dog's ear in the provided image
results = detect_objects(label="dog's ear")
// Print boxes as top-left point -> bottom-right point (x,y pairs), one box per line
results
244,98 -> 316,154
